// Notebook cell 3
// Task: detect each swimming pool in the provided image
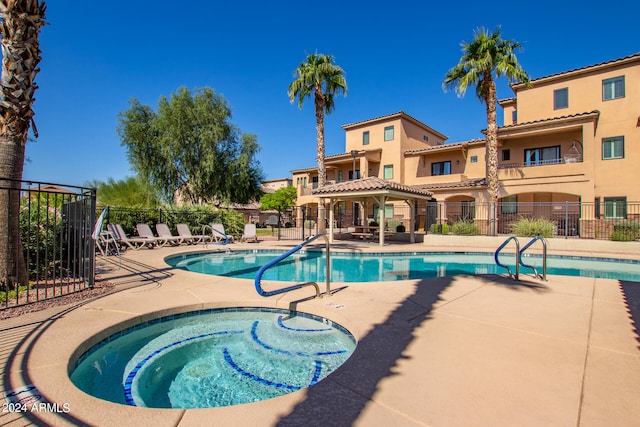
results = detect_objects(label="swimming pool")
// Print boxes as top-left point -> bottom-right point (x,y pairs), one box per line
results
166,250 -> 640,282
70,307 -> 356,408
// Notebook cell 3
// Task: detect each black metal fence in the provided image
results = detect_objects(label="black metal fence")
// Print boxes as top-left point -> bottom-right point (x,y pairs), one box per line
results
0,179 -> 96,310
271,201 -> 640,241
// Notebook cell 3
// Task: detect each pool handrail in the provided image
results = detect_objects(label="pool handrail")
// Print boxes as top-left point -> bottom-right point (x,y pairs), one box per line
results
254,234 -> 330,298
494,236 -> 520,280
519,236 -> 547,280
202,224 -> 229,245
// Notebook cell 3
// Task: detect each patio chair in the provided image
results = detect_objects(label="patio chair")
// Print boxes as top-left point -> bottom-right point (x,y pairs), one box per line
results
241,223 -> 258,243
155,223 -> 186,245
211,223 -> 234,244
108,223 -> 156,250
176,223 -> 212,244
136,223 -> 174,247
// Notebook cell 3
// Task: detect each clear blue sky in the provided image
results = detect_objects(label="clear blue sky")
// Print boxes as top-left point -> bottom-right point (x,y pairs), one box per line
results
22,0 -> 638,186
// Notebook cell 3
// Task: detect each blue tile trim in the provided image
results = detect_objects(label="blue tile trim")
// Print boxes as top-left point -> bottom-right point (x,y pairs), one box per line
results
277,315 -> 332,332
250,321 -> 347,357
123,330 -> 243,406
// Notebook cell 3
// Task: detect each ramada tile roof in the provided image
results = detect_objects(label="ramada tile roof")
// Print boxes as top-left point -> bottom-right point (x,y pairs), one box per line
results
312,176 -> 433,198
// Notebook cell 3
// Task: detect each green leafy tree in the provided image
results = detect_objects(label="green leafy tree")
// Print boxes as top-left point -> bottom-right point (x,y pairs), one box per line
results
0,0 -> 47,288
260,186 -> 297,212
443,27 -> 529,235
117,86 -> 264,205
89,176 -> 161,208
288,53 -> 347,232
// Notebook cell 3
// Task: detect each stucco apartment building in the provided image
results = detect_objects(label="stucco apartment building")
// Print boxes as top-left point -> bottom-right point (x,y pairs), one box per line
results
291,52 -> 640,237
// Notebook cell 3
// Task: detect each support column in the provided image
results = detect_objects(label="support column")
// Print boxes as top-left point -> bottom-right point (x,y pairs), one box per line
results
406,199 -> 416,243
328,199 -> 335,243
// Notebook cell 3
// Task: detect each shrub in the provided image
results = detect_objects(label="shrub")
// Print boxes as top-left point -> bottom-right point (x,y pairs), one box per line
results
452,221 -> 480,235
510,217 -> 555,238
429,223 -> 449,234
304,219 -> 315,229
386,219 -> 401,232
368,220 -> 379,227
612,221 -> 640,241
396,223 -> 406,232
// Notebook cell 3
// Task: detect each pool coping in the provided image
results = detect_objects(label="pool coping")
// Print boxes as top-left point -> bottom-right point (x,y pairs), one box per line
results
3,237 -> 640,426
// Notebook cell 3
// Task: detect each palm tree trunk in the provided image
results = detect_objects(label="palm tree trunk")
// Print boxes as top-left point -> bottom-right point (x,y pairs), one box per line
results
0,0 -> 47,287
484,75 -> 499,235
0,138 -> 28,288
314,86 -> 326,233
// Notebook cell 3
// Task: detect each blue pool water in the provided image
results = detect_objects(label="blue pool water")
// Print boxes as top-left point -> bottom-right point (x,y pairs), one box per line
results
70,307 -> 356,408
166,250 -> 640,282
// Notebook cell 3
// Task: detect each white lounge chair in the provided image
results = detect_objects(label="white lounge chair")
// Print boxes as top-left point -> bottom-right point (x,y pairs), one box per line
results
210,223 -> 234,244
176,223 -> 211,244
136,223 -> 176,247
241,223 -> 258,242
108,223 -> 156,250
155,223 -> 186,245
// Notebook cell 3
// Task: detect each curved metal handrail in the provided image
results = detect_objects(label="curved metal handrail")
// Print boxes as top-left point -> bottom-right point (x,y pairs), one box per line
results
494,236 -> 520,280
519,236 -> 547,280
254,234 -> 330,298
202,224 -> 229,245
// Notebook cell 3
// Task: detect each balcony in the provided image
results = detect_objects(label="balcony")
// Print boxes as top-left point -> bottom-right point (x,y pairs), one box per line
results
498,156 -> 583,170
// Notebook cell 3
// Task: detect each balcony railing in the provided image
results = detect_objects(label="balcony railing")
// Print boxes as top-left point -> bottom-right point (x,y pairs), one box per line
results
498,156 -> 583,169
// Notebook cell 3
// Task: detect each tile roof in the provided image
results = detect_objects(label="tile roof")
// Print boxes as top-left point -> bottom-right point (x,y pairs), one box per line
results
513,52 -> 640,89
312,176 -> 433,198
341,111 -> 448,140
497,111 -> 599,132
404,139 -> 485,155
413,178 -> 487,191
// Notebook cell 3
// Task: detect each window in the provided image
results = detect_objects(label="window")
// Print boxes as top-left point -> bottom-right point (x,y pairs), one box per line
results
312,176 -> 318,189
423,135 -> 429,141
603,76 -> 625,100
431,161 -> 451,176
602,136 -> 624,159
296,177 -> 307,188
461,201 -> 475,220
470,155 -> 478,163
604,197 -> 626,219
338,201 -> 346,215
374,204 -> 394,220
524,146 -> 560,166
384,126 -> 394,141
501,195 -> 517,214
511,110 -> 517,124
348,170 -> 360,180
554,88 -> 568,109
502,149 -> 510,161
337,170 -> 343,182
383,165 -> 394,179
363,131 -> 370,145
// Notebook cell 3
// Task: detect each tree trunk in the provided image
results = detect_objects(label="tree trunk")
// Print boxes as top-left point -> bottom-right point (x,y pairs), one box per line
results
0,0 -> 47,287
0,138 -> 28,288
314,85 -> 326,233
483,74 -> 499,235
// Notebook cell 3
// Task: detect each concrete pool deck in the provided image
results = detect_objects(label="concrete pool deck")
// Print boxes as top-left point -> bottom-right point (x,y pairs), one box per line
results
1,237 -> 639,426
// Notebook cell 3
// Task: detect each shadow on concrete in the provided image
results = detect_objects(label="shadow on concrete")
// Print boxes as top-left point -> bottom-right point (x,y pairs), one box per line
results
620,280 -> 640,349
0,254 -> 174,426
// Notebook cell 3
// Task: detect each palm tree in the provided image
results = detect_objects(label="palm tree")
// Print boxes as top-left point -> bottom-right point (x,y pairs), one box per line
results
0,0 -> 47,287
443,27 -> 529,235
288,53 -> 347,231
